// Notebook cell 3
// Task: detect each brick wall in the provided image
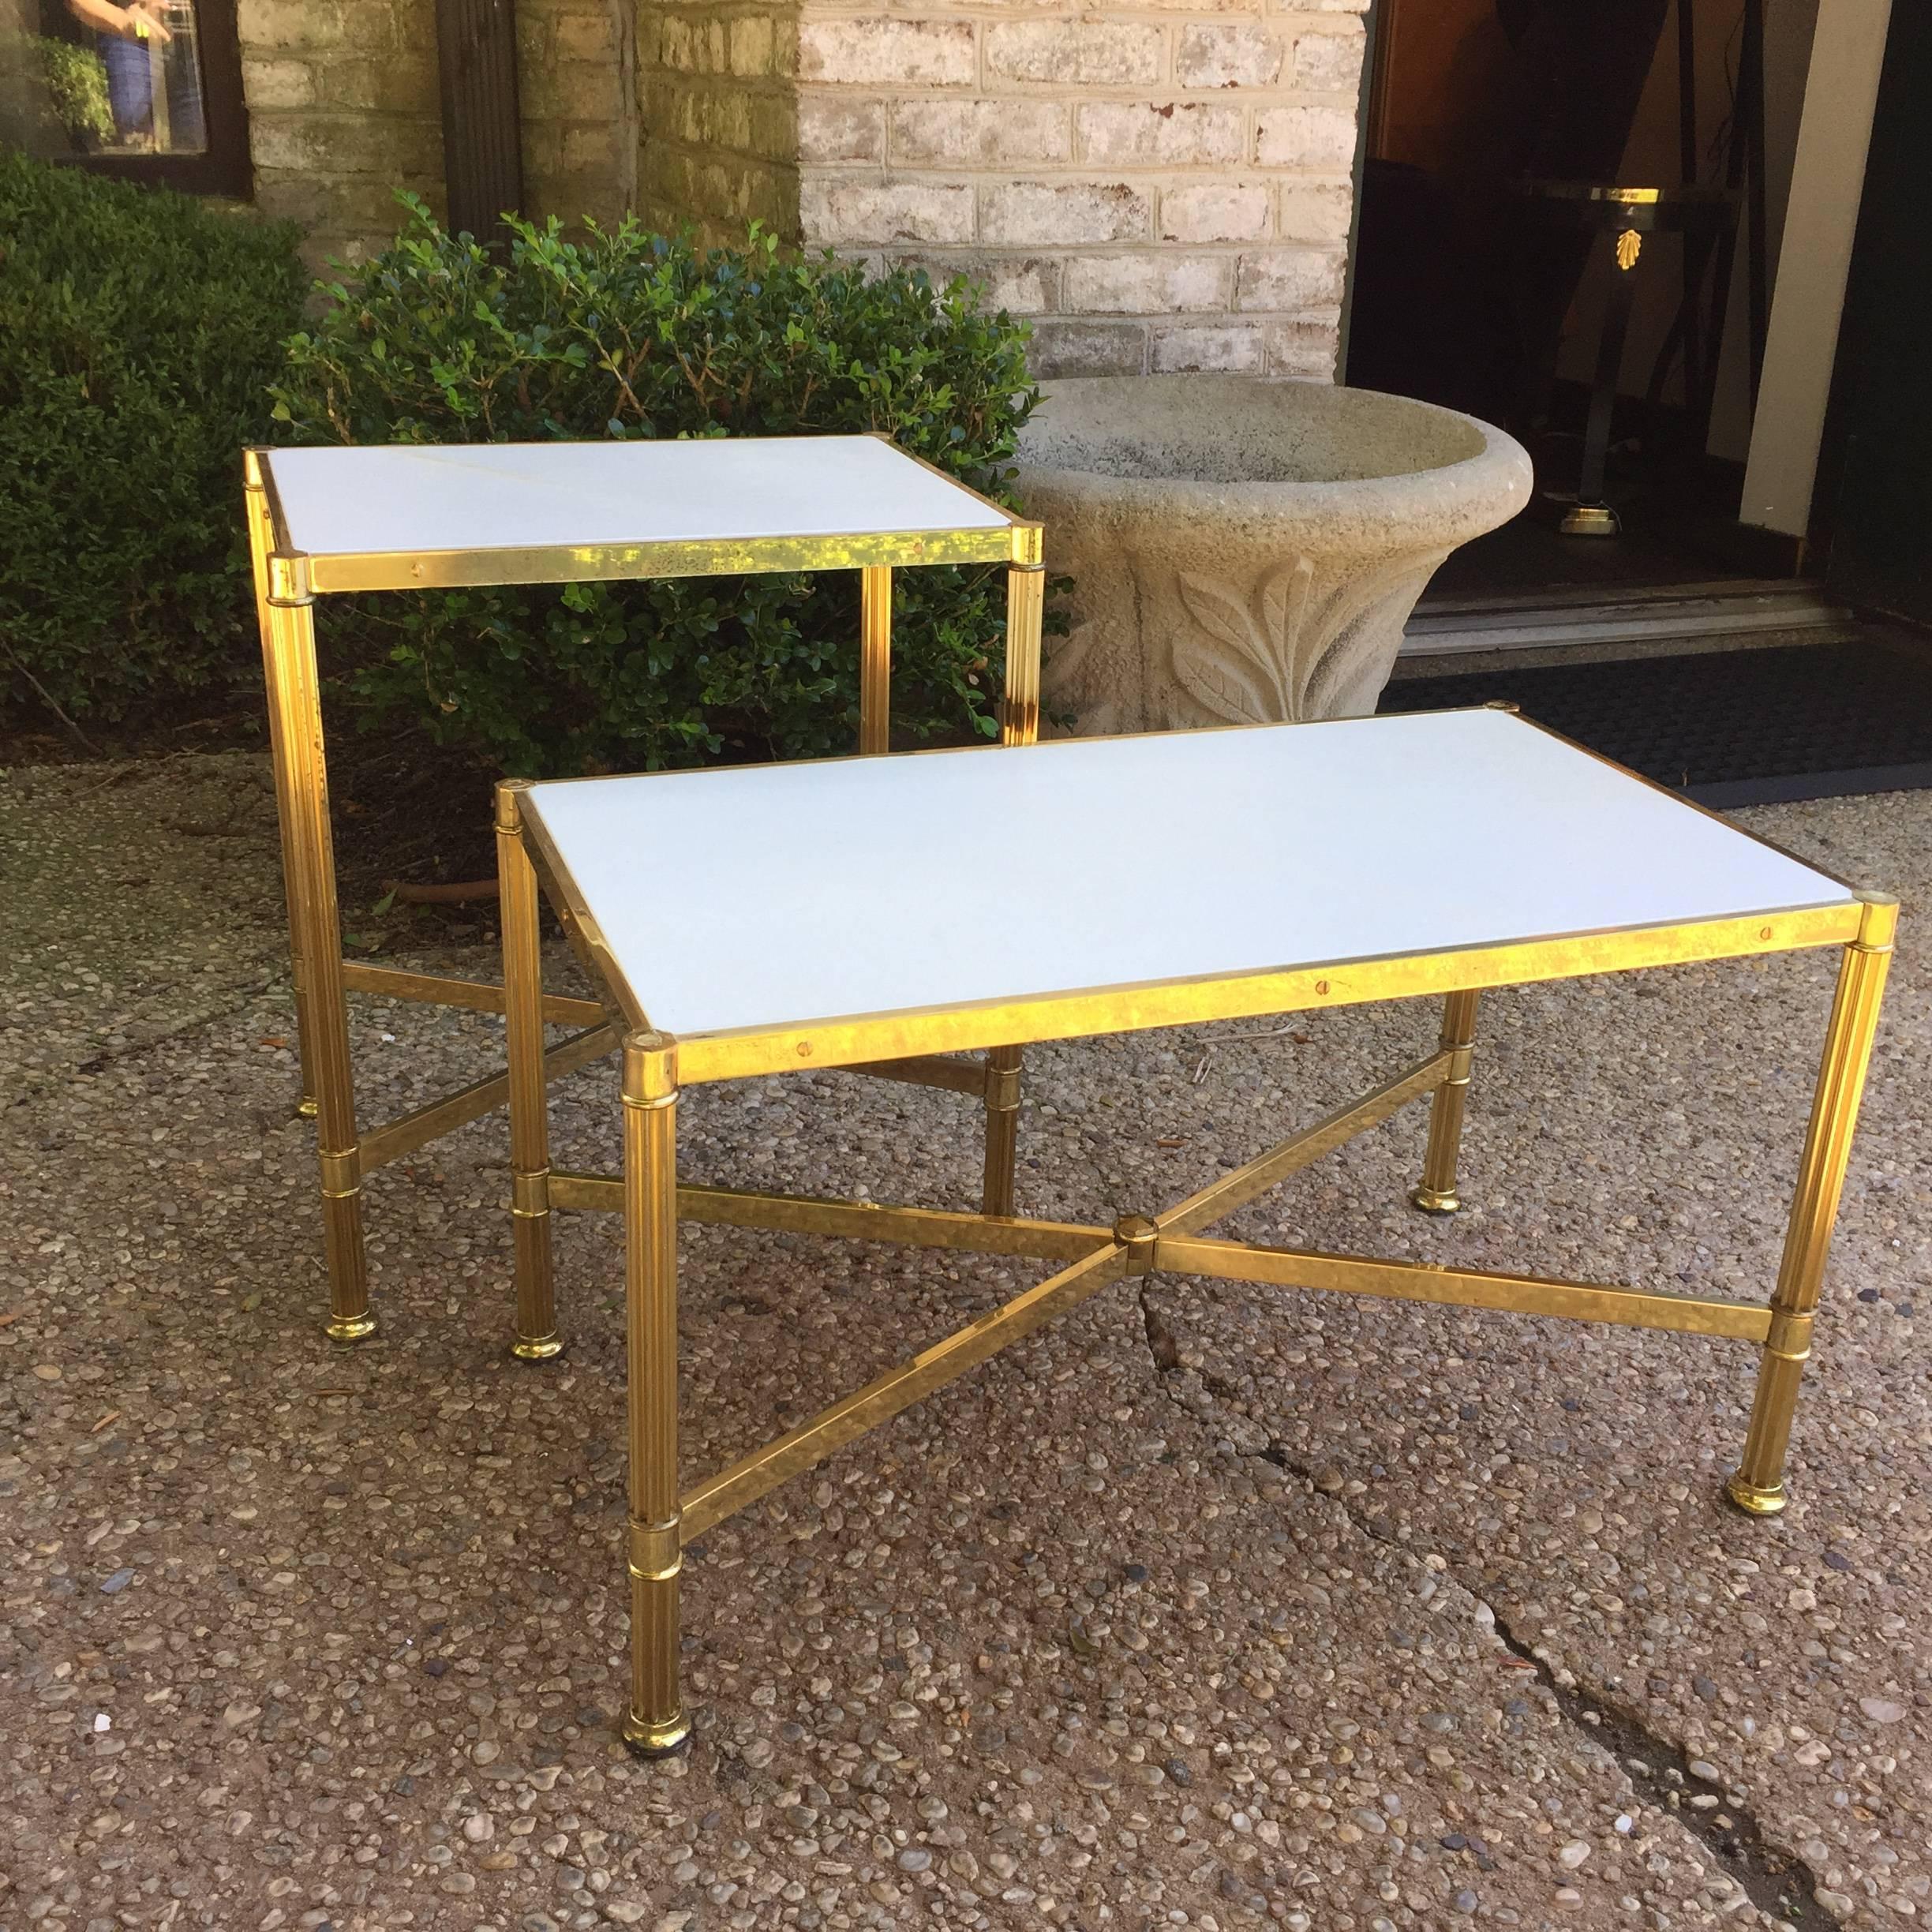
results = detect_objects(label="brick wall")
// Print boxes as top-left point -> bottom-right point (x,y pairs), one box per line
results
522,0 -> 638,228
227,0 -> 1362,373
238,0 -> 638,272
791,0 -> 1366,377
237,0 -> 446,270
639,0 -> 799,242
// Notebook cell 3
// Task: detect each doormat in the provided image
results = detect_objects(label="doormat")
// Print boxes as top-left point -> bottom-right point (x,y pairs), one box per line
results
1380,634 -> 1932,807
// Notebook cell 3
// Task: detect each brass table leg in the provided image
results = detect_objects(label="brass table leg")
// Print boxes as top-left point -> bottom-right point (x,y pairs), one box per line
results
859,566 -> 891,756
980,558 -> 1046,1219
498,784 -> 563,1361
981,1046 -> 1023,1217
1412,990 -> 1481,1215
244,455 -> 316,1120
621,1032 -> 691,1757
263,552 -> 372,1342
1728,893 -> 1896,1516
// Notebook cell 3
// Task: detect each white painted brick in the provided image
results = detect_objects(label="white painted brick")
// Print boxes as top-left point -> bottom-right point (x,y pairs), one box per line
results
1029,320 -> 1148,379
242,58 -> 316,109
1264,317 -> 1338,377
1064,253 -> 1230,313
1174,24 -> 1286,89
1160,180 -> 1273,243
891,253 -> 1061,315
1078,101 -> 1243,167
800,179 -> 978,246
1294,27 -> 1363,90
891,99 -> 1072,168
1150,324 -> 1267,373
798,94 -> 886,165
986,19 -> 1165,88
728,13 -> 778,77
799,17 -> 977,88
981,179 -> 1152,245
1276,178 -> 1354,242
1254,103 -> 1356,168
553,11 -> 618,61
1234,245 -> 1345,310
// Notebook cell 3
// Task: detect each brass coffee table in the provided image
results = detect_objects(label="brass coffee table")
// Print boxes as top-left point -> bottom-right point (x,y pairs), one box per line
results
242,435 -> 1043,1348
496,706 -> 1893,1755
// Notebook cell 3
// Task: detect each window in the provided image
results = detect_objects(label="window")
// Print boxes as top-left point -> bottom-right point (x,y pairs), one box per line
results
6,0 -> 251,196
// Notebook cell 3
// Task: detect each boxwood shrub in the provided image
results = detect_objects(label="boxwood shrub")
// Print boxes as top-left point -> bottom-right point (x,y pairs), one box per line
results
271,197 -> 1046,775
0,150 -> 305,727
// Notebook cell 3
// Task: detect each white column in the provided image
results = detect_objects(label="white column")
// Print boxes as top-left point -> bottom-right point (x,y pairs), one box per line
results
1739,0 -> 1896,540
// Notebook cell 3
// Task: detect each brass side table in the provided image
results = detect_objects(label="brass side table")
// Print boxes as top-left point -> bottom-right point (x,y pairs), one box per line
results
500,705 -> 1893,1755
244,436 -> 1044,1350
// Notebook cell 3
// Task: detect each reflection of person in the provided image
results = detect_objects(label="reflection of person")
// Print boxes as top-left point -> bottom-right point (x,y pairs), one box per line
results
64,0 -> 204,151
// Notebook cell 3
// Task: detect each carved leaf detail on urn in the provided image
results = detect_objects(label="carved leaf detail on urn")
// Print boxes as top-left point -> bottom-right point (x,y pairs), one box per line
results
1172,568 -> 1291,722
1171,550 -> 1447,727
1173,556 -> 1324,724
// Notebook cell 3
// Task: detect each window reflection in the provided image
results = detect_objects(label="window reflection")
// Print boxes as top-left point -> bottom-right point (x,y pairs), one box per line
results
27,0 -> 207,156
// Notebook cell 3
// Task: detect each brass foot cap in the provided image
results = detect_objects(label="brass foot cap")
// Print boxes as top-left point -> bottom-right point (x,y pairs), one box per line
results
325,1313 -> 377,1344
1410,1185 -> 1461,1216
621,1710 -> 693,1758
511,1335 -> 565,1362
1724,1472 -> 1787,1518
297,1096 -> 319,1120
1560,504 -> 1620,537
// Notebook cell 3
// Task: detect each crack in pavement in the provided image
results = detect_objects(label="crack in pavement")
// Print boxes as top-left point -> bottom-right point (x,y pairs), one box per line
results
1136,1282 -> 1841,1930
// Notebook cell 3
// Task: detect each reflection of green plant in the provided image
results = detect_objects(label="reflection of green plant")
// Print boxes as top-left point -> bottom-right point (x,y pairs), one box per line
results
33,38 -> 113,144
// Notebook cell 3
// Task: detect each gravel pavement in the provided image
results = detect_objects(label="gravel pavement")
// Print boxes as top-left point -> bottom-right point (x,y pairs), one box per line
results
2,754 -> 1926,1932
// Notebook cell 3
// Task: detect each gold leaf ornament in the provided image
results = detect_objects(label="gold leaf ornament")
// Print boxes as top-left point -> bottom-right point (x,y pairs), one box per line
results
1616,228 -> 1642,272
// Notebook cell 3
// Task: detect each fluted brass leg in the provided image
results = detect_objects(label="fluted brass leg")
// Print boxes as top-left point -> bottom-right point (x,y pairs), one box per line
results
1728,894 -> 1896,1517
621,1033 -> 691,1757
262,552 -> 371,1341
981,1046 -> 1023,1217
859,565 -> 891,756
1002,557 -> 1043,751
977,558 -> 1046,1219
244,453 -> 317,1120
497,783 -> 562,1361
1412,989 -> 1480,1215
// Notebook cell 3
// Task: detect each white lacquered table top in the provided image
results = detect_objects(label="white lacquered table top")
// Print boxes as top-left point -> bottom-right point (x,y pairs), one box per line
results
260,436 -> 1012,563
522,709 -> 1855,1044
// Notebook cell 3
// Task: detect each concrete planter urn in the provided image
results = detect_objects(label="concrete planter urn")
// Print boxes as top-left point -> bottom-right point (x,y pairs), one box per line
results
1013,376 -> 1533,734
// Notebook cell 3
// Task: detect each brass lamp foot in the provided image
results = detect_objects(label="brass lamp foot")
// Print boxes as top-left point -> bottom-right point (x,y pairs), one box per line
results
1410,1185 -> 1461,1215
1560,504 -> 1620,537
325,1312 -> 377,1343
1724,1471 -> 1787,1518
298,1095 -> 319,1120
511,1334 -> 565,1362
621,1709 -> 693,1758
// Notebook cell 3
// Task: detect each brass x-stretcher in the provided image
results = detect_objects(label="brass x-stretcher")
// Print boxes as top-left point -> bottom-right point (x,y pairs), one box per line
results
492,721 -> 1892,1754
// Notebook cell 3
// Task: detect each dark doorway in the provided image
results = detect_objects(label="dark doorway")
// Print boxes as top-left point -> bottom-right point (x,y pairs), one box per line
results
1347,0 -> 1818,604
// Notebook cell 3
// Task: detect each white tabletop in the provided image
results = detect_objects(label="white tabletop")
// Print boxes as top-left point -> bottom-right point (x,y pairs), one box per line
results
522,710 -> 1855,1043
261,436 -> 1013,563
